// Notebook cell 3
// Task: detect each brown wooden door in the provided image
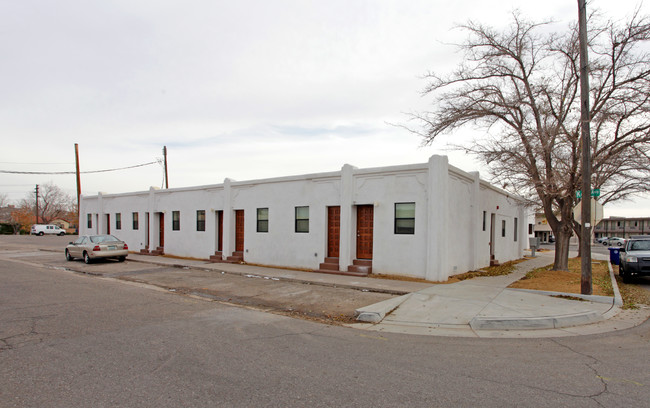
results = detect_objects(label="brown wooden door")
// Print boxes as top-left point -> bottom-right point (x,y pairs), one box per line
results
217,211 -> 223,252
235,210 -> 244,252
356,205 -> 373,259
145,212 -> 150,249
159,213 -> 165,248
489,213 -> 495,257
327,206 -> 340,258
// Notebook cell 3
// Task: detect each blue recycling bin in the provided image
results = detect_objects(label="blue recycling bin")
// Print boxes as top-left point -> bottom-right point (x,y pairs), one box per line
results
608,247 -> 621,266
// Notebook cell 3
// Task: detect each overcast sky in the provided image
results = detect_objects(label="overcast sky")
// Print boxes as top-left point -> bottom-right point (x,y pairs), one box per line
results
1,0 -> 648,217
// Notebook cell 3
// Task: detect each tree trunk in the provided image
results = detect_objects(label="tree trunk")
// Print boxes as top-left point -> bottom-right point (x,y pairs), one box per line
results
552,220 -> 573,271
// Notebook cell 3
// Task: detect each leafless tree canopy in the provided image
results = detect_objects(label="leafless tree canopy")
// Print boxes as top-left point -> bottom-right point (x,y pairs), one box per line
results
21,182 -> 75,224
409,10 -> 650,270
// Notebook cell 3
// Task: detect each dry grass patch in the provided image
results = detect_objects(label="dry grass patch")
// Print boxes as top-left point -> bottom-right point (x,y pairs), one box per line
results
508,257 -> 612,296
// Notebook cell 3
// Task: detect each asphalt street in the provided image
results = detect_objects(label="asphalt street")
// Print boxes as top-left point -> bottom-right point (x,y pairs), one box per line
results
1,237 -> 650,407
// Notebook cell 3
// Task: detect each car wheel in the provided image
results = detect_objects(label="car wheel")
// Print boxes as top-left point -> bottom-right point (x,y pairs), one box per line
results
602,242 -> 608,246
619,267 -> 631,284
617,242 -> 623,246
118,256 -> 126,262
59,232 -> 65,236
83,252 -> 91,264
38,232 -> 44,236
65,250 -> 73,261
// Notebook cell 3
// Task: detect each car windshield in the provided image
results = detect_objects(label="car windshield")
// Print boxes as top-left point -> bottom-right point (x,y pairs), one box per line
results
629,240 -> 650,251
90,235 -> 120,243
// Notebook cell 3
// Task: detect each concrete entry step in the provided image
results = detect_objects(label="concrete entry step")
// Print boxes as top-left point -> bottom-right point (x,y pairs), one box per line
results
318,262 -> 339,271
225,251 -> 244,264
353,259 -> 372,267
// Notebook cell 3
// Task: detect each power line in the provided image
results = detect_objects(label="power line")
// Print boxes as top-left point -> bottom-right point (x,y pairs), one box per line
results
0,161 -> 158,175
0,161 -> 73,165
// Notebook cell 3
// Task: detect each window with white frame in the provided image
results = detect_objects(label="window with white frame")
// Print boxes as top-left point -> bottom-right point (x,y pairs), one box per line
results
295,206 -> 309,233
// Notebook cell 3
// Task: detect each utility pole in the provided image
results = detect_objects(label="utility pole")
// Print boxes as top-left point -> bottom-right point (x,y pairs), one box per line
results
578,0 -> 592,295
34,184 -> 39,224
74,143 -> 81,216
163,146 -> 169,189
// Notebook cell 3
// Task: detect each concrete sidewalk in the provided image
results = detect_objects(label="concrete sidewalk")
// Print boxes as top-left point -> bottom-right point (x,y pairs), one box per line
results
353,252 -> 650,337
120,251 -> 648,338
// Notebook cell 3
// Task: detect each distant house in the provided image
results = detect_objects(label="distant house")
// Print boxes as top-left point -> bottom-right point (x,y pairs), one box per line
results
50,219 -> 77,234
533,212 -> 578,244
595,217 -> 650,239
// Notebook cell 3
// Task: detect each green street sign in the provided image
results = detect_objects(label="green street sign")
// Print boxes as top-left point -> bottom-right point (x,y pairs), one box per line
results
576,189 -> 601,199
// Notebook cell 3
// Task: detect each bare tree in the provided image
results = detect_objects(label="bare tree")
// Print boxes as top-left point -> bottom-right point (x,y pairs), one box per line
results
20,182 -> 75,224
0,193 -> 8,208
408,10 -> 650,270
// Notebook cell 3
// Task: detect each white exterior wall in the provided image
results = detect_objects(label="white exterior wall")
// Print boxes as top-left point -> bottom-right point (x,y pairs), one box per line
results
79,156 -> 527,281
353,166 -> 429,278
231,176 -> 340,269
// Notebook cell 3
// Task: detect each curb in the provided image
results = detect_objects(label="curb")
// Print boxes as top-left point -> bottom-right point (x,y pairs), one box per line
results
355,294 -> 412,323
607,261 -> 624,307
508,288 -> 615,304
469,310 -> 602,330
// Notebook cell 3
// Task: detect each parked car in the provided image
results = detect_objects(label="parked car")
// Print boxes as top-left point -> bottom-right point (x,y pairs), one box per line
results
65,235 -> 129,264
31,224 -> 66,236
605,237 -> 626,247
595,236 -> 609,244
548,235 -> 555,243
619,237 -> 650,283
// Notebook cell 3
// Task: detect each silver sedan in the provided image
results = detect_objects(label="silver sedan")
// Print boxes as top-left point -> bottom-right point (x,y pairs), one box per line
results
65,235 -> 129,264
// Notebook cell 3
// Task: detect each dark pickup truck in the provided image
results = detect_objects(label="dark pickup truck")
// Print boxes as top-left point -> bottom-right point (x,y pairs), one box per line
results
619,237 -> 650,283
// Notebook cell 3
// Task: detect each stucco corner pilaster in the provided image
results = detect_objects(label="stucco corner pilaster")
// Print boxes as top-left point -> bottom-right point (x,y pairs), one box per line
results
339,164 -> 357,270
426,155 -> 449,281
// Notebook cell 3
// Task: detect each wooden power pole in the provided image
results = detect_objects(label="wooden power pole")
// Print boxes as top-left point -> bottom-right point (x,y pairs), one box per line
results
163,146 -> 169,189
75,143 -> 81,215
34,184 -> 39,223
578,0 -> 592,295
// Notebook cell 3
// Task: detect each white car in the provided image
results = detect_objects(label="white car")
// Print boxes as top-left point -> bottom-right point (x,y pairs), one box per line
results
604,237 -> 626,247
31,224 -> 66,236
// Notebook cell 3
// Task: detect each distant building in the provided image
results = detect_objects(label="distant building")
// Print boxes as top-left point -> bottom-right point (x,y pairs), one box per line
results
532,212 -> 579,244
595,217 -> 650,239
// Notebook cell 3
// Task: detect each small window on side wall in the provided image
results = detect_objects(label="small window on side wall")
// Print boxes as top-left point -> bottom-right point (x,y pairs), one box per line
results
133,212 -> 139,230
196,210 -> 206,231
172,211 -> 180,231
482,211 -> 486,231
295,206 -> 309,233
502,220 -> 506,237
395,203 -> 415,234
115,213 -> 121,230
514,217 -> 518,242
87,214 -> 92,228
257,208 -> 269,233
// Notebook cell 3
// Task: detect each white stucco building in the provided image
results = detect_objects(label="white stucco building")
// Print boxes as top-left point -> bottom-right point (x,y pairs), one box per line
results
80,155 -> 527,282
